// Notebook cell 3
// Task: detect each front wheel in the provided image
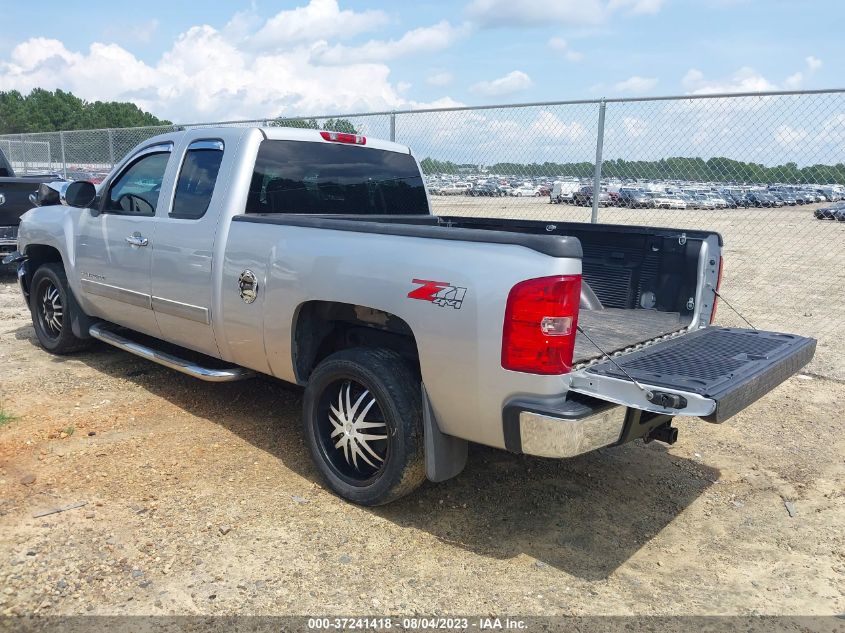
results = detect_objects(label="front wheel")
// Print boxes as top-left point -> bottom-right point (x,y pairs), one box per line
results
30,263 -> 91,355
303,348 -> 426,506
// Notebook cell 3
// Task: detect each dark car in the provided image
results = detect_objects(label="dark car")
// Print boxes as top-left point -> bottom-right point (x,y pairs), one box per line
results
467,183 -> 507,197
717,191 -> 740,208
745,191 -> 781,207
814,202 -> 845,220
573,185 -> 611,207
793,191 -> 814,204
773,192 -> 798,205
618,188 -> 652,208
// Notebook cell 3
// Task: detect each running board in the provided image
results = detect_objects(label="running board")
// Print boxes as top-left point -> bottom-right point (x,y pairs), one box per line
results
88,323 -> 254,383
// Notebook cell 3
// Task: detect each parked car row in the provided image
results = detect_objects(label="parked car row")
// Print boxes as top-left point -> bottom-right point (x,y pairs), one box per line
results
424,173 -> 845,214
429,182 -> 547,197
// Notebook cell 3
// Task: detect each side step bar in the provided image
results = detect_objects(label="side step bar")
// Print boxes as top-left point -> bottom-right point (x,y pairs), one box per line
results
89,323 -> 254,383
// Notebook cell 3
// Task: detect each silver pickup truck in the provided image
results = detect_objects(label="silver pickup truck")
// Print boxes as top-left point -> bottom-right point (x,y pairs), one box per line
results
5,126 -> 816,505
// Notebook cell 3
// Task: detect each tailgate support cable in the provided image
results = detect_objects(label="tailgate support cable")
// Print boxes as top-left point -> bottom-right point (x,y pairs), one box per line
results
708,284 -> 757,330
576,324 -> 653,398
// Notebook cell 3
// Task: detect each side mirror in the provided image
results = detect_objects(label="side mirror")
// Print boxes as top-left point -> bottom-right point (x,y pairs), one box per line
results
63,181 -> 97,208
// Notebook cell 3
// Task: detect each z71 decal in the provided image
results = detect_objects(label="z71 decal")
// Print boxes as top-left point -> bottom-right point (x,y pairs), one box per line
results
408,279 -> 467,309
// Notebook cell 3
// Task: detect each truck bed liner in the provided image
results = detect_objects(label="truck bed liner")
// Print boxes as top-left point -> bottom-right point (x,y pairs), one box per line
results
573,308 -> 689,364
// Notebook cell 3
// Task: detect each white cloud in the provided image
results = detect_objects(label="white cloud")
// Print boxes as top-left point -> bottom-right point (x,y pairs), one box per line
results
774,125 -> 808,147
681,66 -> 776,94
547,37 -> 583,61
530,110 -> 587,142
781,56 -> 822,89
783,72 -> 803,89
608,0 -> 664,14
470,70 -> 533,97
548,37 -> 568,51
681,68 -> 704,89
614,75 -> 658,93
683,58 -> 822,95
817,113 -> 845,145
311,21 -> 468,65
426,71 -> 454,86
103,19 -> 159,44
622,116 -> 648,137
466,0 -> 663,27
0,1 -> 471,122
249,0 -> 388,49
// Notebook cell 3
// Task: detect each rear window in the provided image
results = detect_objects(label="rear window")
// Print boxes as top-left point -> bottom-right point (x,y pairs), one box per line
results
246,140 -> 428,215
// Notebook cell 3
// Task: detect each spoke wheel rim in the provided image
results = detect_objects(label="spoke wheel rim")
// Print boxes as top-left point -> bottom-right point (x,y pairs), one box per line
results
315,378 -> 390,486
36,279 -> 64,340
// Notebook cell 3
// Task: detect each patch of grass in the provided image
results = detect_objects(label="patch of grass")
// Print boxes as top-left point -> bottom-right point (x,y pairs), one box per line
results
63,425 -> 75,437
0,410 -> 15,428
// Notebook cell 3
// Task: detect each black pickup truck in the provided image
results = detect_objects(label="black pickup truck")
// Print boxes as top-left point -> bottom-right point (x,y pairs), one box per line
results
0,147 -> 63,258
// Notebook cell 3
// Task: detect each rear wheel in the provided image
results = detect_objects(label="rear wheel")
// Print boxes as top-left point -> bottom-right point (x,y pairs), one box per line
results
30,263 -> 91,355
303,348 -> 425,506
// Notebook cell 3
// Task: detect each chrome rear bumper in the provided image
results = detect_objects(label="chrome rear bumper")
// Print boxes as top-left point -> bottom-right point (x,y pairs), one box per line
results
518,406 -> 626,458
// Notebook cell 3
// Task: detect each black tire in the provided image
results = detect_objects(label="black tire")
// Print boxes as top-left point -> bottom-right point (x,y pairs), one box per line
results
29,262 -> 91,355
302,348 -> 425,506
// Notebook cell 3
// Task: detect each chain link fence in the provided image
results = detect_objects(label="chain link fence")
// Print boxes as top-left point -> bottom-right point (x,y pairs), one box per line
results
2,89 -> 844,378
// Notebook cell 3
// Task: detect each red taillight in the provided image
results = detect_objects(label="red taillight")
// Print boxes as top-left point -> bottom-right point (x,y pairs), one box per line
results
502,275 -> 582,375
319,131 -> 366,145
710,256 -> 724,324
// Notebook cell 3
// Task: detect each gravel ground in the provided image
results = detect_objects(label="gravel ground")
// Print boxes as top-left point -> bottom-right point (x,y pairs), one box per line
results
0,204 -> 843,617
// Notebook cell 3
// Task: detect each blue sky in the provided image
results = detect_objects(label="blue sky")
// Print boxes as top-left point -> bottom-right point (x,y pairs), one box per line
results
0,0 -> 841,123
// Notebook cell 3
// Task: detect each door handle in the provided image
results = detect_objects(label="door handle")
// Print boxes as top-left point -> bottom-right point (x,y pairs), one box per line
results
125,233 -> 149,247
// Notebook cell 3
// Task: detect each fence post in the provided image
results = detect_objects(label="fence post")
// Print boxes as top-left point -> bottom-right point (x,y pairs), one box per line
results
59,131 -> 67,179
107,129 -> 115,167
389,112 -> 396,142
591,99 -> 607,224
21,134 -> 29,175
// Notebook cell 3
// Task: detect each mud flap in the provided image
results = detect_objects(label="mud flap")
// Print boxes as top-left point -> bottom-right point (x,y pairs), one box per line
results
567,327 -> 816,423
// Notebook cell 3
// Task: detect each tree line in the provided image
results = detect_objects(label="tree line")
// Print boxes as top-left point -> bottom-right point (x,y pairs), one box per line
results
269,117 -> 359,133
0,89 -> 171,134
420,156 -> 845,185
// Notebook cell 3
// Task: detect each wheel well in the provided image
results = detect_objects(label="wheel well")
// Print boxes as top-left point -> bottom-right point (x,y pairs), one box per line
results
25,244 -> 63,268
293,301 -> 420,383
21,244 -> 63,296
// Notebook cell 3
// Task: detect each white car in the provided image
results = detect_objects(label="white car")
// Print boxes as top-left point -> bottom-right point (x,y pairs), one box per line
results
707,195 -> 728,209
437,183 -> 471,196
648,192 -> 686,209
551,181 -> 579,204
512,186 -> 538,197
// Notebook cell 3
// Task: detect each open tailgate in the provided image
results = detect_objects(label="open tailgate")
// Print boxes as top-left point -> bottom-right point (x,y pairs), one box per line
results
567,327 -> 816,423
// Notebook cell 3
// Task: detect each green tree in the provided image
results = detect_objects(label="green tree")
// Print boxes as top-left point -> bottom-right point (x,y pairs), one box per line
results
0,88 -> 170,133
269,116 -> 358,134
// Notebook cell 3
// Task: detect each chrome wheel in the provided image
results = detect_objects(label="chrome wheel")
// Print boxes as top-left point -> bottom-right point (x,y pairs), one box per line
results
37,279 -> 63,339
316,379 -> 389,485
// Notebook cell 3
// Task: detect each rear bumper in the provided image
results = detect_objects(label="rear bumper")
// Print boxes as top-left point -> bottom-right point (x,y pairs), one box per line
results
503,327 -> 816,458
502,395 -> 671,458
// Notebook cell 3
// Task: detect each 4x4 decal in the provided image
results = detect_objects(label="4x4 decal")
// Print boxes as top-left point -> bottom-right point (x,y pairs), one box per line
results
408,279 -> 467,309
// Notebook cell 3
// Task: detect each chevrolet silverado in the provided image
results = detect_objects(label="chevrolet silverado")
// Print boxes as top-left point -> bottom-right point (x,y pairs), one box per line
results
5,126 -> 816,505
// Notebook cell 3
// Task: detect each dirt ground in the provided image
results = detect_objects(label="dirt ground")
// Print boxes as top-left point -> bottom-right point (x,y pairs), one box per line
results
0,203 -> 843,618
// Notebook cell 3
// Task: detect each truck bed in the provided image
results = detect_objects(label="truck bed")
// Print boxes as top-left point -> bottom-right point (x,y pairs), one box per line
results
574,308 -> 689,364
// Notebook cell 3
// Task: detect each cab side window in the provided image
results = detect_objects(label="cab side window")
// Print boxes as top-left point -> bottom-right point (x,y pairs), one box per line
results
105,151 -> 170,216
170,141 -> 224,220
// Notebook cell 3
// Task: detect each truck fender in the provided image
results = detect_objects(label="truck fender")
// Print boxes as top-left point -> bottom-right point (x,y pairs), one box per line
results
422,384 -> 467,483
